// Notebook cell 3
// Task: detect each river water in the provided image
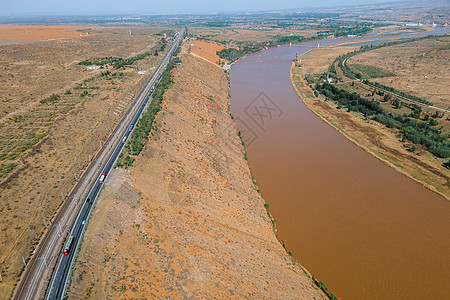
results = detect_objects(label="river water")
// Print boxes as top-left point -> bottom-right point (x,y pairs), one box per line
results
230,29 -> 450,299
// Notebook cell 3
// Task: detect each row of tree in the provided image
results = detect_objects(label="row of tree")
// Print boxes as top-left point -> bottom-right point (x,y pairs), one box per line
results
116,54 -> 180,167
362,80 -> 433,106
316,82 -> 449,158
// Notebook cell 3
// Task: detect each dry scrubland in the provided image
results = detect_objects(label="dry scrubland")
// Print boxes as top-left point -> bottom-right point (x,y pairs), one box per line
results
189,27 -> 274,43
292,38 -> 450,198
188,26 -> 317,45
349,35 -> 450,110
69,53 -> 325,299
0,25 -> 100,45
1,26 -> 163,119
0,26 -> 169,298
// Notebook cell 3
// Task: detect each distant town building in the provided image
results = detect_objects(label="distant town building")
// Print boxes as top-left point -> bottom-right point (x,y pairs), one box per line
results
403,23 -> 423,27
86,65 -> 100,71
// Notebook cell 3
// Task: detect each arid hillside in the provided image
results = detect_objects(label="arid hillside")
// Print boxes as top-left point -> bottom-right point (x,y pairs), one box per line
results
68,53 -> 325,299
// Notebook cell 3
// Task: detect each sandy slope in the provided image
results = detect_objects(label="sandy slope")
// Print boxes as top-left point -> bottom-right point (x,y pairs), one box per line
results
68,53 -> 325,299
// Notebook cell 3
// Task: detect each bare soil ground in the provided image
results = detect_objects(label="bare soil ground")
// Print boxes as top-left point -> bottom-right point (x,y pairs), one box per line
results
349,35 -> 450,110
0,25 -> 102,44
188,27 -> 318,45
0,26 -> 170,298
68,53 -> 325,299
300,45 -> 359,74
0,26 -> 164,118
292,53 -> 450,198
189,40 -> 224,65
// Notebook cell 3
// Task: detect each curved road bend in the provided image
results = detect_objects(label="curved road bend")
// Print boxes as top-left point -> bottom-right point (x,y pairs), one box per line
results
12,28 -> 185,300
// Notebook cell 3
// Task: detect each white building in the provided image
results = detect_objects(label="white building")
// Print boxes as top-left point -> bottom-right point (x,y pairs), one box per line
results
86,65 -> 100,71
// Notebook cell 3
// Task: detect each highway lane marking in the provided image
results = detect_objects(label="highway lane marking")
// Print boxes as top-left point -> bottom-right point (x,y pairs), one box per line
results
25,199 -> 76,299
23,96 -> 139,298
44,29 -> 185,300
42,59 -> 165,297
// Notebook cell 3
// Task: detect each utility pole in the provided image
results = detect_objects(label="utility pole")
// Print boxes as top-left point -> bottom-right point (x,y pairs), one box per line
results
77,157 -> 82,172
41,255 -> 49,268
22,256 -> 27,268
58,223 -> 63,237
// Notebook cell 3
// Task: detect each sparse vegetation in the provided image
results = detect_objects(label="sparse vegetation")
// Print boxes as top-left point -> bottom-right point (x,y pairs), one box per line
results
216,42 -> 267,63
116,53 -> 181,167
317,281 -> 339,300
334,36 -> 442,106
40,93 -> 60,104
0,163 -> 17,178
349,64 -> 394,78
0,26 -> 169,298
316,82 -> 449,158
362,80 -> 433,106
78,53 -> 152,69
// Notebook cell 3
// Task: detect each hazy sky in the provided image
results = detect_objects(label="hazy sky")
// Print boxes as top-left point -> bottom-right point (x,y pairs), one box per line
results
1,0 -> 399,16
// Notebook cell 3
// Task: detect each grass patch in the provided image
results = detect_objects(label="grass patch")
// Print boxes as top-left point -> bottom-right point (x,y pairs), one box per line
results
349,64 -> 394,78
0,163 -> 17,178
438,43 -> 450,50
78,53 -> 151,68
0,134 -> 46,161
40,93 -> 60,104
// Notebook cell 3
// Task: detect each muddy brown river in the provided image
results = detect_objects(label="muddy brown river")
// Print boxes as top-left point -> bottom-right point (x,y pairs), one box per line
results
230,30 -> 450,299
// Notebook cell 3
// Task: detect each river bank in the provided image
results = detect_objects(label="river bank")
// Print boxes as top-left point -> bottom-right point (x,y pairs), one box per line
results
230,37 -> 450,299
290,62 -> 449,200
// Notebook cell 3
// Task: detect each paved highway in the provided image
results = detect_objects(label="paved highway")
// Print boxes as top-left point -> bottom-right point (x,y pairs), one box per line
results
13,27 -> 185,300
